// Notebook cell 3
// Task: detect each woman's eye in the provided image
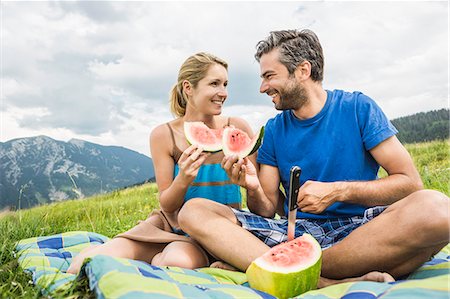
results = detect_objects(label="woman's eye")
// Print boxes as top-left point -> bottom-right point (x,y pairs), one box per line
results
211,82 -> 218,86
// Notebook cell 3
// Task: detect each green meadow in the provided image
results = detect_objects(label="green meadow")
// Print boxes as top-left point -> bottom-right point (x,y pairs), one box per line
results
1,140 -> 448,298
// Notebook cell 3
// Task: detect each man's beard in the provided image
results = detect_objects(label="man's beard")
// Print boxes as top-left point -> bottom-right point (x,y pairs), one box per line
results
273,79 -> 308,111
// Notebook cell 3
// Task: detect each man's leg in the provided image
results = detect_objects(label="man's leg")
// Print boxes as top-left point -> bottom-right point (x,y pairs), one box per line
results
179,198 -> 396,285
321,190 -> 449,279
178,198 -> 270,271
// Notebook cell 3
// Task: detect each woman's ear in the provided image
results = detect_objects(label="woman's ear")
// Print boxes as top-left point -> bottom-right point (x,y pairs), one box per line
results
182,80 -> 192,97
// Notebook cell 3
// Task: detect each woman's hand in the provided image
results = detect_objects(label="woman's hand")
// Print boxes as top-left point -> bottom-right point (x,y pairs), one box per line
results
177,144 -> 210,185
221,155 -> 260,191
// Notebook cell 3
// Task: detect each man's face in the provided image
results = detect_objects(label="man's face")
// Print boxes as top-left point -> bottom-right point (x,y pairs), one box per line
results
259,49 -> 307,110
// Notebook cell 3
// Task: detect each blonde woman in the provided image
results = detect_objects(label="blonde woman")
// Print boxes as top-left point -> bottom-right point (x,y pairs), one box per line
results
68,52 -> 255,274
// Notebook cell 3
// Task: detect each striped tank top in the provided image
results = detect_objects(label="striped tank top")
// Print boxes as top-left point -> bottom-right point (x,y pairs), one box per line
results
167,120 -> 241,205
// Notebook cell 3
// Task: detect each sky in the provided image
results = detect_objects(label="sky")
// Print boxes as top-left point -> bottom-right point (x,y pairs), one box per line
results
1,1 -> 448,157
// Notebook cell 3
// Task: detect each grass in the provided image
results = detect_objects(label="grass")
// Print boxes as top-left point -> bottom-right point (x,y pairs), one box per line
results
0,140 -> 448,298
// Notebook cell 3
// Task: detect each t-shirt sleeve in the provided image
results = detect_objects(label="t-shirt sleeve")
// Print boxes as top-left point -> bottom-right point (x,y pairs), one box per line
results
356,93 -> 398,150
256,118 -> 277,166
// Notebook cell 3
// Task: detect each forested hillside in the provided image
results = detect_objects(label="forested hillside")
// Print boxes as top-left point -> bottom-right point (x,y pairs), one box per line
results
392,109 -> 449,143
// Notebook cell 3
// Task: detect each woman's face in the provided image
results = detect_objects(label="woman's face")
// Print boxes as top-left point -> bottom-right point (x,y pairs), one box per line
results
188,63 -> 228,115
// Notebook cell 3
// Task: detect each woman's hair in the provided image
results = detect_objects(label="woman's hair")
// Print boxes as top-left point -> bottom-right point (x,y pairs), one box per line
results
170,52 -> 228,117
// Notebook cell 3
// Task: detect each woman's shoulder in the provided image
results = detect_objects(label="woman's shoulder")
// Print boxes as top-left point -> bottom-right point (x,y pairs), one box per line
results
150,120 -> 179,143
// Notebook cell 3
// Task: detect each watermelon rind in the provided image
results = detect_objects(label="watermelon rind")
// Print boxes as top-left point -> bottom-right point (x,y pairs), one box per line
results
246,234 -> 322,299
222,126 -> 264,159
184,122 -> 223,152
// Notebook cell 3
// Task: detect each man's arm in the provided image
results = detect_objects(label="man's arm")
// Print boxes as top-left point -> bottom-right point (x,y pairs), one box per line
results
297,136 -> 423,214
343,135 -> 423,205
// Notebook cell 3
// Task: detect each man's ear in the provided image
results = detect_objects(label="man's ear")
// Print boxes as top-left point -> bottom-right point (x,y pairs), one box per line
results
182,80 -> 192,96
294,61 -> 312,81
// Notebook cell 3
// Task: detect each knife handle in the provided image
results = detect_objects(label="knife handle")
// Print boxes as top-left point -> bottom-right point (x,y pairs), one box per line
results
288,166 -> 301,211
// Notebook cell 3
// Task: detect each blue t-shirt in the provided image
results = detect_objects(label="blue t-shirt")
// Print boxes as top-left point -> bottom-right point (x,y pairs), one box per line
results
257,89 -> 398,219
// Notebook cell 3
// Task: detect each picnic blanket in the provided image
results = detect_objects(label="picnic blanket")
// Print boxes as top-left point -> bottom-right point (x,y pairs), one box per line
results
15,231 -> 450,298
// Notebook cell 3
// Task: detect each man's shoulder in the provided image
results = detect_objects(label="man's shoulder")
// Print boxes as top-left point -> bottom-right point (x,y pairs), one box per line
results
329,89 -> 370,103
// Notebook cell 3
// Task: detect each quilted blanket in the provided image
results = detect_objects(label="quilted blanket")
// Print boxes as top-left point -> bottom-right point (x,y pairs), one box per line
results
15,231 -> 450,298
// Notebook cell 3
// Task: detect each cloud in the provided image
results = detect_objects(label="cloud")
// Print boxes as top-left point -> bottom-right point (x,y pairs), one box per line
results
2,1 -> 448,155
54,1 -> 129,23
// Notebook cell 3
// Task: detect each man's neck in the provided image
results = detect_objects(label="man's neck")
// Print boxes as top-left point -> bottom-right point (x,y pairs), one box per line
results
292,83 -> 327,120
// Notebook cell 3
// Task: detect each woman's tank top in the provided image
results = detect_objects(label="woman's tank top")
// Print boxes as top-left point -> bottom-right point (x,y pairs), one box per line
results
167,120 -> 241,205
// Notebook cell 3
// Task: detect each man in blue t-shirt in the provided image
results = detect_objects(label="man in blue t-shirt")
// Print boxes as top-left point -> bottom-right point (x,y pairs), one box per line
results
179,29 -> 449,285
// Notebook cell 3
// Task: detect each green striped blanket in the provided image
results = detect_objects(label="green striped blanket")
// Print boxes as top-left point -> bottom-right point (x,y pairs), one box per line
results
15,231 -> 450,298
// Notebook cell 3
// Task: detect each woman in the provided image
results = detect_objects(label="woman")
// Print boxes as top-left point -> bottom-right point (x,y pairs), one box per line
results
67,52 -> 255,274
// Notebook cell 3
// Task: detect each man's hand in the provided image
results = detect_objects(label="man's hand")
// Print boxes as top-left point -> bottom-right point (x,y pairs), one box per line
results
221,155 -> 260,191
297,181 -> 345,214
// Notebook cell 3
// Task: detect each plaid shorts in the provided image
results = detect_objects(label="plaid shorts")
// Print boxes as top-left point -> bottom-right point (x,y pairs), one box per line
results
232,206 -> 386,249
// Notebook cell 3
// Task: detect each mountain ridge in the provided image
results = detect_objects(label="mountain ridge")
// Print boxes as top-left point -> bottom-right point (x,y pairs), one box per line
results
0,136 -> 154,210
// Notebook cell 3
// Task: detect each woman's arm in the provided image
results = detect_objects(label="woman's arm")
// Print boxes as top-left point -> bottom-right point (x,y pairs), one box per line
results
150,124 -> 209,213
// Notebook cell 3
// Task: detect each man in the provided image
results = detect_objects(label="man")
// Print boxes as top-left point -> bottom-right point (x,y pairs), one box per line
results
178,29 -> 449,283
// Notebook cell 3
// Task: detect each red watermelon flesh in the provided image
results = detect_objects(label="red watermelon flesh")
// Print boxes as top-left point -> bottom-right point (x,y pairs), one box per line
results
184,122 -> 223,152
222,126 -> 264,159
224,129 -> 251,152
259,236 -> 316,272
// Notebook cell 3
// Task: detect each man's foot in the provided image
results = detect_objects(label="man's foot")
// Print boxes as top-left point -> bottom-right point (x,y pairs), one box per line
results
318,271 -> 395,288
210,261 -> 239,271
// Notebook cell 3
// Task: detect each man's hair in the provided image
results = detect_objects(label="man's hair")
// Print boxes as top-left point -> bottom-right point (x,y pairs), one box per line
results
254,29 -> 324,82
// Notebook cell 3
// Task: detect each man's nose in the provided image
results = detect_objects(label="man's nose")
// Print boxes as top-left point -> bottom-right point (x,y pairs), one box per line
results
260,80 -> 268,94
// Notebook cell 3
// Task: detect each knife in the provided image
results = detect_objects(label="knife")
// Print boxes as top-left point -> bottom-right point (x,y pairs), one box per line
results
287,166 -> 301,241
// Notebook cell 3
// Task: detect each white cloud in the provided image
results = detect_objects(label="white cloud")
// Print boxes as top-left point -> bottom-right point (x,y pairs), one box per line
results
1,1 -> 448,156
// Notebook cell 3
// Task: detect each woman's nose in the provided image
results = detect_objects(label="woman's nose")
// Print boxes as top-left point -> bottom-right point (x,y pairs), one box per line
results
218,86 -> 228,97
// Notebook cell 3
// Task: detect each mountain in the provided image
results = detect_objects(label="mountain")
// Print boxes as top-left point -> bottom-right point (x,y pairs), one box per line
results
0,136 -> 154,210
392,109 -> 449,144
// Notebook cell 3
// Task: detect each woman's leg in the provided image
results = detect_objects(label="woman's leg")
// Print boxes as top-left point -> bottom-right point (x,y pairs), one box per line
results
67,237 -> 166,274
67,214 -> 166,274
151,241 -> 209,269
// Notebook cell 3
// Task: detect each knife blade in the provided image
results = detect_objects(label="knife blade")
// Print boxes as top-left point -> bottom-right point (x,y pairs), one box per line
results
287,166 -> 301,241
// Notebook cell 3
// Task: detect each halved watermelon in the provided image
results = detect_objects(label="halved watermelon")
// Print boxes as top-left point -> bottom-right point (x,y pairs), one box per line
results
222,126 -> 264,159
246,234 -> 322,299
184,121 -> 223,152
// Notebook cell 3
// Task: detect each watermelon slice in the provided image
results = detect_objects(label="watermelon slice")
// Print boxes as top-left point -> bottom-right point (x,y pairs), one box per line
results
246,234 -> 322,299
222,126 -> 264,159
184,122 -> 223,152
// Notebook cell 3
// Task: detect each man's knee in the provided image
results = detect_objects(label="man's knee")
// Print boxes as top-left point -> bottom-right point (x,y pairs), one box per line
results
409,189 -> 448,222
417,190 -> 449,232
178,197 -> 213,231
392,189 -> 449,242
